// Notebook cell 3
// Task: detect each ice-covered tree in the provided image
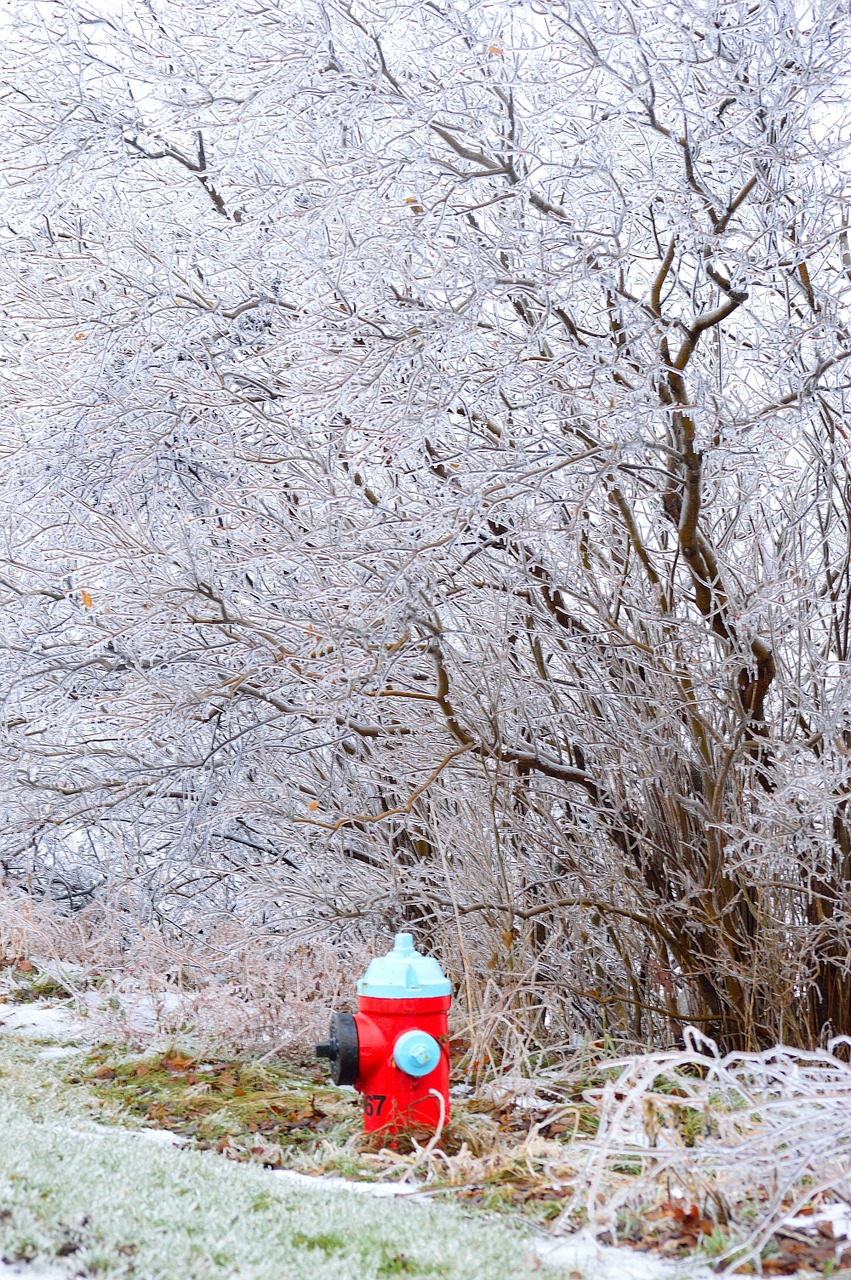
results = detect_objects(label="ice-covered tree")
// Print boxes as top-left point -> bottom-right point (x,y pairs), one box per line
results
2,0 -> 850,1048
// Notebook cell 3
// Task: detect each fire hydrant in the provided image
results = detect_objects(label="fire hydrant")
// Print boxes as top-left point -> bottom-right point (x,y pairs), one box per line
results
316,932 -> 451,1134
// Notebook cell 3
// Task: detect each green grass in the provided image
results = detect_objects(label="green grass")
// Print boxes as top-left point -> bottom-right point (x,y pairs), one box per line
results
0,1033 -> 570,1280
78,1046 -> 361,1165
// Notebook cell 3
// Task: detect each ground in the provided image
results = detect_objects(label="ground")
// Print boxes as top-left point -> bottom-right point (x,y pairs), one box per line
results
0,1025 -> 570,1280
1,964 -> 850,1279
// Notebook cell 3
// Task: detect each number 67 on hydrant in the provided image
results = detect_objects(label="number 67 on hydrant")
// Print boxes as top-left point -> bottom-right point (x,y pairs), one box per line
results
316,933 -> 451,1136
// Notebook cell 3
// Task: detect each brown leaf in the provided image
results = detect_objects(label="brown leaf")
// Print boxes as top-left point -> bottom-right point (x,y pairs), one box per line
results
762,1258 -> 796,1275
658,1238 -> 685,1255
645,1205 -> 676,1223
161,1053 -> 194,1072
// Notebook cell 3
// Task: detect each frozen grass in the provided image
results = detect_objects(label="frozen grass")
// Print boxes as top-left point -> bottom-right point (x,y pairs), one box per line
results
6,983 -> 851,1273
546,1031 -> 851,1271
6,1011 -> 851,1277
5,915 -> 851,1275
0,890 -> 367,1058
0,1037 -> 571,1280
0,1111 -> 564,1280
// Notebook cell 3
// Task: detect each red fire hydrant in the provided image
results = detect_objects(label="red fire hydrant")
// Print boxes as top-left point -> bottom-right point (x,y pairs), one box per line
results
316,932 -> 451,1135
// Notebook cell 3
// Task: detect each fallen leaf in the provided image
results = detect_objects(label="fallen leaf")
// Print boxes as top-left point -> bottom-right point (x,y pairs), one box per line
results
161,1052 -> 194,1071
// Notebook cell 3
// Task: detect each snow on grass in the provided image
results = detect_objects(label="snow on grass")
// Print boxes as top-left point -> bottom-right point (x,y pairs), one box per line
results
7,999 -> 851,1277
0,1015 -> 723,1280
535,1231 -> 712,1280
0,1032 -> 570,1280
0,1101 -> 567,1280
0,1262 -> 65,1279
0,1003 -> 88,1041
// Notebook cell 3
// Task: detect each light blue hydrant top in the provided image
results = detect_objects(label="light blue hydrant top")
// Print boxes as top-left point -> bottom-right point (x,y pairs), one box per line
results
357,932 -> 452,999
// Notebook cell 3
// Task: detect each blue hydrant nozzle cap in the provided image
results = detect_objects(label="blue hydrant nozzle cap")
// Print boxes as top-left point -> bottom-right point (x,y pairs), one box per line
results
357,932 -> 452,1000
394,1028 -> 441,1078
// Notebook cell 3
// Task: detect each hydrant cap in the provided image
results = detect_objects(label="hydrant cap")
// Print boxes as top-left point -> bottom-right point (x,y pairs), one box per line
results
357,932 -> 452,999
394,1028 -> 442,1077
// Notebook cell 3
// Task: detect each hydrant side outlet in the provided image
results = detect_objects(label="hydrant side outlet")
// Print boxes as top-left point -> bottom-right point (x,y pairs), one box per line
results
393,1029 -> 442,1077
314,1010 -> 359,1086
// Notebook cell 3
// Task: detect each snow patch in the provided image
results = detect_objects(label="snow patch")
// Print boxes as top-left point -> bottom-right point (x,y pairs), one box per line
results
37,1044 -> 83,1060
275,1168 -> 432,1202
127,1126 -> 188,1148
0,1003 -> 86,1041
535,1229 -> 713,1278
783,1201 -> 851,1240
0,1263 -> 65,1280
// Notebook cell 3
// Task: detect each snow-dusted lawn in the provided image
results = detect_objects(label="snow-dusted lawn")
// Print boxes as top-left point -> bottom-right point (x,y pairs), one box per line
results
5,997 -> 851,1279
0,1100 -> 714,1280
0,1100 -> 556,1279
0,1019 -> 561,1280
29,994 -> 851,1280
0,1010 -> 725,1280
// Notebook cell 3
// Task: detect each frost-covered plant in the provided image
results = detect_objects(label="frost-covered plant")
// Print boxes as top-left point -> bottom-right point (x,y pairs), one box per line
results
555,1031 -> 851,1267
1,0 -> 850,1050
